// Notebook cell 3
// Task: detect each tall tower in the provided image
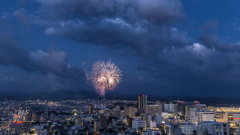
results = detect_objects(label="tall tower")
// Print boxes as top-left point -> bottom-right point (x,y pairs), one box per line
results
137,94 -> 143,109
143,95 -> 147,110
138,94 -> 147,110
89,104 -> 93,114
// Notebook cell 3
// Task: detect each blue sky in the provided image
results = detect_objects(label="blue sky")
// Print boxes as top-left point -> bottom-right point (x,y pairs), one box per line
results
0,0 -> 240,96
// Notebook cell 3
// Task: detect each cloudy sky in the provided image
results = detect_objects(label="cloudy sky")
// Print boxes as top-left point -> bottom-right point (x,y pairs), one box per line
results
0,0 -> 240,96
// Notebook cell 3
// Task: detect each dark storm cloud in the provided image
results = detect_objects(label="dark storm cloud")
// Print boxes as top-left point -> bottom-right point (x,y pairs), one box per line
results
36,0 -> 185,24
32,0 -> 191,62
198,33 -> 240,52
0,33 -> 86,81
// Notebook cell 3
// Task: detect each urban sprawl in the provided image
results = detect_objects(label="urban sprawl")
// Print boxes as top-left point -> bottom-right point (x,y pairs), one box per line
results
0,94 -> 238,135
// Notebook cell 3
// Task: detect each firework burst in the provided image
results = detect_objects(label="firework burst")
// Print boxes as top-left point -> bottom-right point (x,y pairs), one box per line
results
91,61 -> 122,96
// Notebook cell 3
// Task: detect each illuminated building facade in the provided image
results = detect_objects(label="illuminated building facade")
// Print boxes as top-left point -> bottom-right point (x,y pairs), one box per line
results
89,104 -> 93,114
145,104 -> 162,115
94,120 -> 100,132
215,107 -> 240,123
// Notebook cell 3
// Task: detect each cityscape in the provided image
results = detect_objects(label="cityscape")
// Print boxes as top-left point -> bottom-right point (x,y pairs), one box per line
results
0,95 -> 240,135
1,0 -> 240,135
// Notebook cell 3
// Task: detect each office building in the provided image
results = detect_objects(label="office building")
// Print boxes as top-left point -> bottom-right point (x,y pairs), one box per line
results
124,106 -> 135,118
89,104 -> 93,114
185,104 -> 207,120
75,117 -> 82,126
127,117 -> 133,127
94,120 -> 100,132
141,114 -> 152,125
132,118 -> 146,131
189,108 -> 214,123
156,113 -> 164,126
215,107 -> 240,123
100,115 -> 107,128
197,121 -> 230,135
24,111 -> 32,121
178,124 -> 196,135
138,94 -> 147,110
9,123 -> 21,135
164,103 -> 177,114
176,100 -> 200,117
32,113 -> 36,121
145,104 -> 162,115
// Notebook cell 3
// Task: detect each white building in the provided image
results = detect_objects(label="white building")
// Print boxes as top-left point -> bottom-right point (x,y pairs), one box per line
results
146,129 -> 162,135
156,113 -> 164,126
233,114 -> 240,124
197,121 -> 230,135
179,124 -> 196,135
189,108 -> 214,123
164,103 -> 177,113
132,118 -> 146,131
185,104 -> 207,120
150,120 -> 157,128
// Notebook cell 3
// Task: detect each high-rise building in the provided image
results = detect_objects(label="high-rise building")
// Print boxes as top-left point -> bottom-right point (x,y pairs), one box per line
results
100,116 -> 107,128
32,113 -> 36,121
9,123 -> 21,135
89,104 -> 93,114
156,113 -> 164,126
185,104 -> 207,120
24,111 -> 32,121
143,95 -> 147,110
124,106 -> 135,118
94,120 -> 100,132
127,118 -> 133,127
75,117 -> 82,126
138,94 -> 147,110
176,100 -> 200,118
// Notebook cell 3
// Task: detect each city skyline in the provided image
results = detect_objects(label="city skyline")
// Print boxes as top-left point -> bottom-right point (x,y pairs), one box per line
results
1,1 -> 240,96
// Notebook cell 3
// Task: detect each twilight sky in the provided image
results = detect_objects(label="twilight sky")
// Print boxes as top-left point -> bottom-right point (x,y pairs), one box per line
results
0,0 -> 240,96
